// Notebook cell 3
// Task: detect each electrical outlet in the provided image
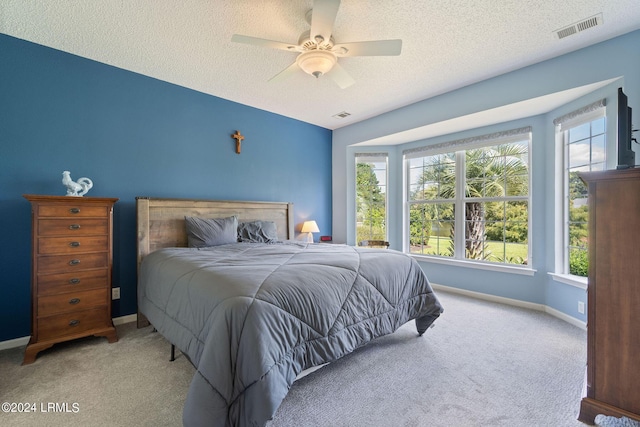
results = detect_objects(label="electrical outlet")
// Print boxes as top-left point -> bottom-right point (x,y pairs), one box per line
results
112,287 -> 120,300
578,301 -> 585,314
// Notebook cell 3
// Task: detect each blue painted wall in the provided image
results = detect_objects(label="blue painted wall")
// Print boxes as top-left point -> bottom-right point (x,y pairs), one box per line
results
333,29 -> 640,323
0,34 -> 332,342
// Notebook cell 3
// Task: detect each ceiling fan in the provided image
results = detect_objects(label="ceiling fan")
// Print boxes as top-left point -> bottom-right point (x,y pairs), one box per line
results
231,0 -> 402,89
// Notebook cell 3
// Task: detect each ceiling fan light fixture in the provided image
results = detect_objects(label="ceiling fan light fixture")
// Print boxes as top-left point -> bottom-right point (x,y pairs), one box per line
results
296,50 -> 336,78
231,0 -> 401,88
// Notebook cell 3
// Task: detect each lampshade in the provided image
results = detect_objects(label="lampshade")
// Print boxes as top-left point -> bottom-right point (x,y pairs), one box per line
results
296,50 -> 336,78
301,220 -> 320,233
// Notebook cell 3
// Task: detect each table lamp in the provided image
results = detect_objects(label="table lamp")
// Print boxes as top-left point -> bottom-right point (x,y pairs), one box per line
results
301,220 -> 319,243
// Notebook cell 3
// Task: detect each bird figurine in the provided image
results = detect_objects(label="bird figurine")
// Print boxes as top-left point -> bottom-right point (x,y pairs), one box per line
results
62,171 -> 93,197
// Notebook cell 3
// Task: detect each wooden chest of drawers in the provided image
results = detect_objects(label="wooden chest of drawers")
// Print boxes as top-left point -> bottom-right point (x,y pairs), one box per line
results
23,195 -> 119,364
577,170 -> 640,423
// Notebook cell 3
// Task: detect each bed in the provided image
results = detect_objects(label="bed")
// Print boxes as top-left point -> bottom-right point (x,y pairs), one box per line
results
136,197 -> 443,427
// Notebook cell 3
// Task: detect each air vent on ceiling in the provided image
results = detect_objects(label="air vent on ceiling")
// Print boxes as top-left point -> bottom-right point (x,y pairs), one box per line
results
333,111 -> 351,119
555,13 -> 603,39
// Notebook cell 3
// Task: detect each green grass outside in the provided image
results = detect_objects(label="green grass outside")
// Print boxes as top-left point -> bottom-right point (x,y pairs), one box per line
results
411,236 -> 528,264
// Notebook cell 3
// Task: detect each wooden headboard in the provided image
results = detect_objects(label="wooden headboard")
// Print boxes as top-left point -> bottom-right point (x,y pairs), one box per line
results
136,196 -> 294,327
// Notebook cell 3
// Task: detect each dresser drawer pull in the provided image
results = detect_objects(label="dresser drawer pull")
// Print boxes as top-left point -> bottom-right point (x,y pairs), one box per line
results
69,241 -> 81,247
69,298 -> 81,305
69,224 -> 81,230
68,319 -> 80,327
69,278 -> 81,285
69,208 -> 81,214
69,259 -> 81,266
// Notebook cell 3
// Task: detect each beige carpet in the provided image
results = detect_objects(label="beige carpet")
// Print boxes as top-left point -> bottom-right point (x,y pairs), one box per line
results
0,321 -> 191,426
0,291 -> 605,426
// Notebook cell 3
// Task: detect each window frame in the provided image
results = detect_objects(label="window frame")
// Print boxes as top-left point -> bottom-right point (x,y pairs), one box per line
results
558,108 -> 606,281
404,131 -> 533,271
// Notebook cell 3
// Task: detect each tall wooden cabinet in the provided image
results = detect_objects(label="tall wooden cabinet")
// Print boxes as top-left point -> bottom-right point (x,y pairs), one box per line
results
23,195 -> 119,365
578,169 -> 640,423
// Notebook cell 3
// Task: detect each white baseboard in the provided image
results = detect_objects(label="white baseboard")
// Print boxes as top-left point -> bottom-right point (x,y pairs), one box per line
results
113,314 -> 137,326
544,306 -> 586,330
0,313 -> 138,351
0,336 -> 30,351
432,283 -> 587,330
431,283 -> 546,311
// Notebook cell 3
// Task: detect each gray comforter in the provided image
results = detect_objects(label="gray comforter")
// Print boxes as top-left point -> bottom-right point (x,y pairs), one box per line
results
138,242 -> 443,427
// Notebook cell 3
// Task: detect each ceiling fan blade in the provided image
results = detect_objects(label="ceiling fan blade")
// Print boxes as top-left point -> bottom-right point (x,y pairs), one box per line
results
231,34 -> 301,52
327,62 -> 355,89
268,62 -> 300,84
333,39 -> 402,57
310,0 -> 341,44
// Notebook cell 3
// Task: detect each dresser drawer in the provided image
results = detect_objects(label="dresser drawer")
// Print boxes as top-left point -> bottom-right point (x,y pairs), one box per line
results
38,269 -> 108,296
38,219 -> 108,236
38,288 -> 109,317
37,307 -> 111,341
38,205 -> 109,218
38,252 -> 108,274
38,235 -> 108,255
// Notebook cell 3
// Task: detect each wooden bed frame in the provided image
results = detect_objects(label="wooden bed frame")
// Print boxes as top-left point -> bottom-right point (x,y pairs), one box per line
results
135,196 -> 294,327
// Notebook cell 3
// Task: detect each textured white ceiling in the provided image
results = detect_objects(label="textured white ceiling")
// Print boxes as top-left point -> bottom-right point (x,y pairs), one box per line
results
2,0 -> 640,131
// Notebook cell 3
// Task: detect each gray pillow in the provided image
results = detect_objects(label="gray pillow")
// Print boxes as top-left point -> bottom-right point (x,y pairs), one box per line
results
185,215 -> 238,248
237,220 -> 279,243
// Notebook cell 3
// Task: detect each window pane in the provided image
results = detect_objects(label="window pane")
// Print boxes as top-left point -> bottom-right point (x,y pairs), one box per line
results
505,201 -> 528,241
424,178 -> 440,200
409,202 -> 454,257
569,141 -> 590,169
591,134 -> 606,164
409,183 -> 423,201
356,157 -> 387,243
564,114 -> 605,276
465,177 -> 484,198
569,247 -> 588,277
464,199 -> 528,265
569,171 -> 588,200
408,152 -> 455,201
505,173 -> 529,196
408,157 -> 424,168
504,143 -> 529,196
465,201 -> 488,261
409,166 -> 423,186
466,143 -> 529,200
569,122 -> 590,142
591,117 -> 605,135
